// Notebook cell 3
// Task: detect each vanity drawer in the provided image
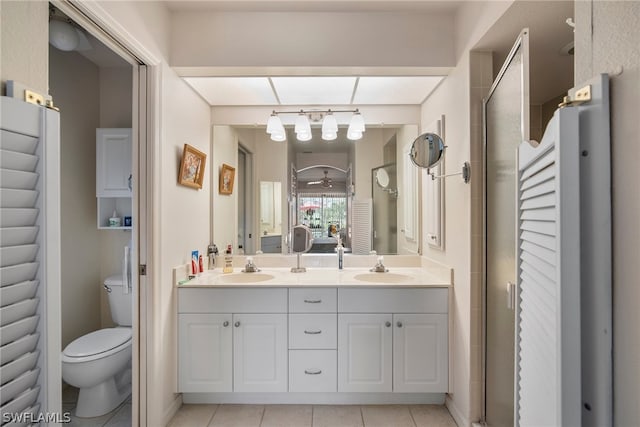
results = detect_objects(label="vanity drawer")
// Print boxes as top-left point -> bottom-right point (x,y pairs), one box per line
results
289,314 -> 337,349
178,288 -> 287,313
289,350 -> 337,392
338,288 -> 448,313
289,288 -> 337,313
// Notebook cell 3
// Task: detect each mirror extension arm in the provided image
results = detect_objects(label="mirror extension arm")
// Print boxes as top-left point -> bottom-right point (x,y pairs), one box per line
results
428,161 -> 471,183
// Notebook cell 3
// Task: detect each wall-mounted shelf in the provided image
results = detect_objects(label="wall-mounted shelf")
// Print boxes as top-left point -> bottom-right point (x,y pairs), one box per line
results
96,128 -> 132,230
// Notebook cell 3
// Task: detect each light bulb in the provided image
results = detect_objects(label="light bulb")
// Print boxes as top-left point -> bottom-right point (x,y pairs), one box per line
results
266,113 -> 284,135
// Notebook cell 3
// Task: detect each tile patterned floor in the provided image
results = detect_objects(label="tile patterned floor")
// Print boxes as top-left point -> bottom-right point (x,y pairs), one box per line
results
62,386 -> 132,427
168,404 -> 457,427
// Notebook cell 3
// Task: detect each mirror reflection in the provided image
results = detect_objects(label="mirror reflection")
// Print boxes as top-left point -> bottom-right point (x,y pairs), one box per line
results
215,124 -> 420,256
409,132 -> 445,170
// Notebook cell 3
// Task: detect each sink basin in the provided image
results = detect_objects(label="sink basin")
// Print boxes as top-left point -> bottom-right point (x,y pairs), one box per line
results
353,272 -> 412,283
217,273 -> 275,284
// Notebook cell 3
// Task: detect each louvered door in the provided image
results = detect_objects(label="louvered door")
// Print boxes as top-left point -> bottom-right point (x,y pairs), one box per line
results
515,107 -> 581,426
0,96 -> 61,423
351,199 -> 372,254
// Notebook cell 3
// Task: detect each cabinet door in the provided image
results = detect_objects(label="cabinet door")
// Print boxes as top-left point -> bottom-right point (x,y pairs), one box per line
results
178,314 -> 232,392
96,128 -> 132,197
393,314 -> 448,392
338,314 -> 392,392
233,313 -> 287,392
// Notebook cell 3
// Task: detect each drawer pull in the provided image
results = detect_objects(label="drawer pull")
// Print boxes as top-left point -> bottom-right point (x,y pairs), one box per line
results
304,369 -> 322,375
304,299 -> 322,304
304,329 -> 322,335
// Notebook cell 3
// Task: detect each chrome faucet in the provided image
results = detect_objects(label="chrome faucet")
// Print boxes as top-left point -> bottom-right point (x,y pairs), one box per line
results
242,257 -> 260,273
370,256 -> 388,273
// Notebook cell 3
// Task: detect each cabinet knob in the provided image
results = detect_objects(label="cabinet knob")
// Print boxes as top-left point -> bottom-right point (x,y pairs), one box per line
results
385,321 -> 391,327
234,321 -> 240,327
396,321 -> 403,328
223,321 -> 229,327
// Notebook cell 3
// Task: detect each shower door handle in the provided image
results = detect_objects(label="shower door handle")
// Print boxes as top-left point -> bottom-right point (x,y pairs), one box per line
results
506,281 -> 516,310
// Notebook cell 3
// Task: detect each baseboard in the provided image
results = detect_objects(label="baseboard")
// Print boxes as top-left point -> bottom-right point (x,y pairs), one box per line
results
183,392 -> 445,405
163,394 -> 183,426
446,395 -> 469,427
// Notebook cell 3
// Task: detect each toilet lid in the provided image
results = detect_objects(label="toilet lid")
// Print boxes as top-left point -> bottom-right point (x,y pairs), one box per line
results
64,328 -> 131,357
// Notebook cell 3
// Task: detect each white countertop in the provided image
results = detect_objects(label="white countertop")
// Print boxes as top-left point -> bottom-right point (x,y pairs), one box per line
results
177,267 -> 450,288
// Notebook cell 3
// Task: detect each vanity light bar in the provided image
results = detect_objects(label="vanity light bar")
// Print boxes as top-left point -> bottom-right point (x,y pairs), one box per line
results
266,109 -> 365,142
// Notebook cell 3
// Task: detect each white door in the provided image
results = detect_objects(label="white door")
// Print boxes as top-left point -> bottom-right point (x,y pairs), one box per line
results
178,314 -> 232,392
96,128 -> 132,197
233,313 -> 287,392
393,314 -> 448,392
338,314 -> 392,392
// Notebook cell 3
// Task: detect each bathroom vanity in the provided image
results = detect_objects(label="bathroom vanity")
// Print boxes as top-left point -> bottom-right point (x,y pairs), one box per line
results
176,266 -> 450,404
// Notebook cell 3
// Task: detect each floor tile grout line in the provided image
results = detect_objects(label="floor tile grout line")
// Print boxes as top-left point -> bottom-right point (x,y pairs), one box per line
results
205,404 -> 220,427
258,404 -> 266,427
360,405 -> 365,427
408,405 -> 419,427
310,405 -> 314,427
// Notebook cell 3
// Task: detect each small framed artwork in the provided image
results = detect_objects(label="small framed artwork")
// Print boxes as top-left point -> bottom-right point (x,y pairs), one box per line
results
178,144 -> 206,189
219,163 -> 236,195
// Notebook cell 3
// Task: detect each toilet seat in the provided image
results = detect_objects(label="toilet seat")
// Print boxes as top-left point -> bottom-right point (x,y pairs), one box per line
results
62,328 -> 131,363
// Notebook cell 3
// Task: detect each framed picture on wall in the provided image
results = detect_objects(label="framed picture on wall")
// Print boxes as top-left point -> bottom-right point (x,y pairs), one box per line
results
219,163 -> 236,195
178,144 -> 206,189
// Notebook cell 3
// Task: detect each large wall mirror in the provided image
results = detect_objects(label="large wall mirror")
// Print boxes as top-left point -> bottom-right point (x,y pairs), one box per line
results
211,123 -> 420,255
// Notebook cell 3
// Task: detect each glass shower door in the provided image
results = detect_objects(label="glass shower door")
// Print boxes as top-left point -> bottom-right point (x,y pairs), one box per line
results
484,29 -> 529,427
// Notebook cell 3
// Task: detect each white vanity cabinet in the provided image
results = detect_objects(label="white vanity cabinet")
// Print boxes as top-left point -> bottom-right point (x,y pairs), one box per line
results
178,288 -> 288,393
178,313 -> 232,392
177,285 -> 449,400
338,313 -> 393,392
233,313 -> 287,392
338,288 -> 448,393
96,128 -> 132,229
288,288 -> 338,392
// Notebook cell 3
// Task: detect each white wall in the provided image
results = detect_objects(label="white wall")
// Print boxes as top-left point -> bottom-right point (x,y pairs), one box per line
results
396,124 -> 420,255
575,2 -> 640,425
420,3 -> 512,425
171,11 -> 455,70
0,1 -> 48,95
49,48 -> 102,349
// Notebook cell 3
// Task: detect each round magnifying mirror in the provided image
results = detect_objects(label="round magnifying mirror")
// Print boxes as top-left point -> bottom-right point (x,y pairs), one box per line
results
409,133 -> 445,169
375,168 -> 390,189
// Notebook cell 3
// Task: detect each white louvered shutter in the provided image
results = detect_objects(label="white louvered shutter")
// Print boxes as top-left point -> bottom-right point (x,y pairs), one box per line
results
351,199 -> 372,254
1,96 -> 60,423
515,107 -> 582,427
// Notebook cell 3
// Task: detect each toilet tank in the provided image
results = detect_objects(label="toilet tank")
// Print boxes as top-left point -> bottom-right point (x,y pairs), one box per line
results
104,275 -> 132,326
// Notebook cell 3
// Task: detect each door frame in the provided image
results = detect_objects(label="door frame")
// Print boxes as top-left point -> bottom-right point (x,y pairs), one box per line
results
481,27 -> 530,425
51,2 -> 160,425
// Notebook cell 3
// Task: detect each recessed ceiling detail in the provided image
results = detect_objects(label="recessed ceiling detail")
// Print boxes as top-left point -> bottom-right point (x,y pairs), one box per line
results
183,75 -> 446,107
353,76 -> 444,104
184,77 -> 278,105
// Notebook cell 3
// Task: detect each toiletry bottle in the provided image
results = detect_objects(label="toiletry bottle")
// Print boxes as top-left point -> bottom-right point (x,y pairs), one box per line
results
198,254 -> 204,274
336,237 -> 344,270
223,244 -> 233,273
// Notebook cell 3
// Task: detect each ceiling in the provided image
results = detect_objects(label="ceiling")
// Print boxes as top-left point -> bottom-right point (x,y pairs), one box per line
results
164,1 -> 464,13
183,76 -> 444,106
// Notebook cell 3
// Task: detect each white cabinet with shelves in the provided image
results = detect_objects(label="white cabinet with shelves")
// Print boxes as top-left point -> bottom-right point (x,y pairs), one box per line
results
96,128 -> 132,229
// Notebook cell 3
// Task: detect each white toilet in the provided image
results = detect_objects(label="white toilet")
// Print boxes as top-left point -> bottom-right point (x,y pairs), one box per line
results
61,275 -> 132,418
